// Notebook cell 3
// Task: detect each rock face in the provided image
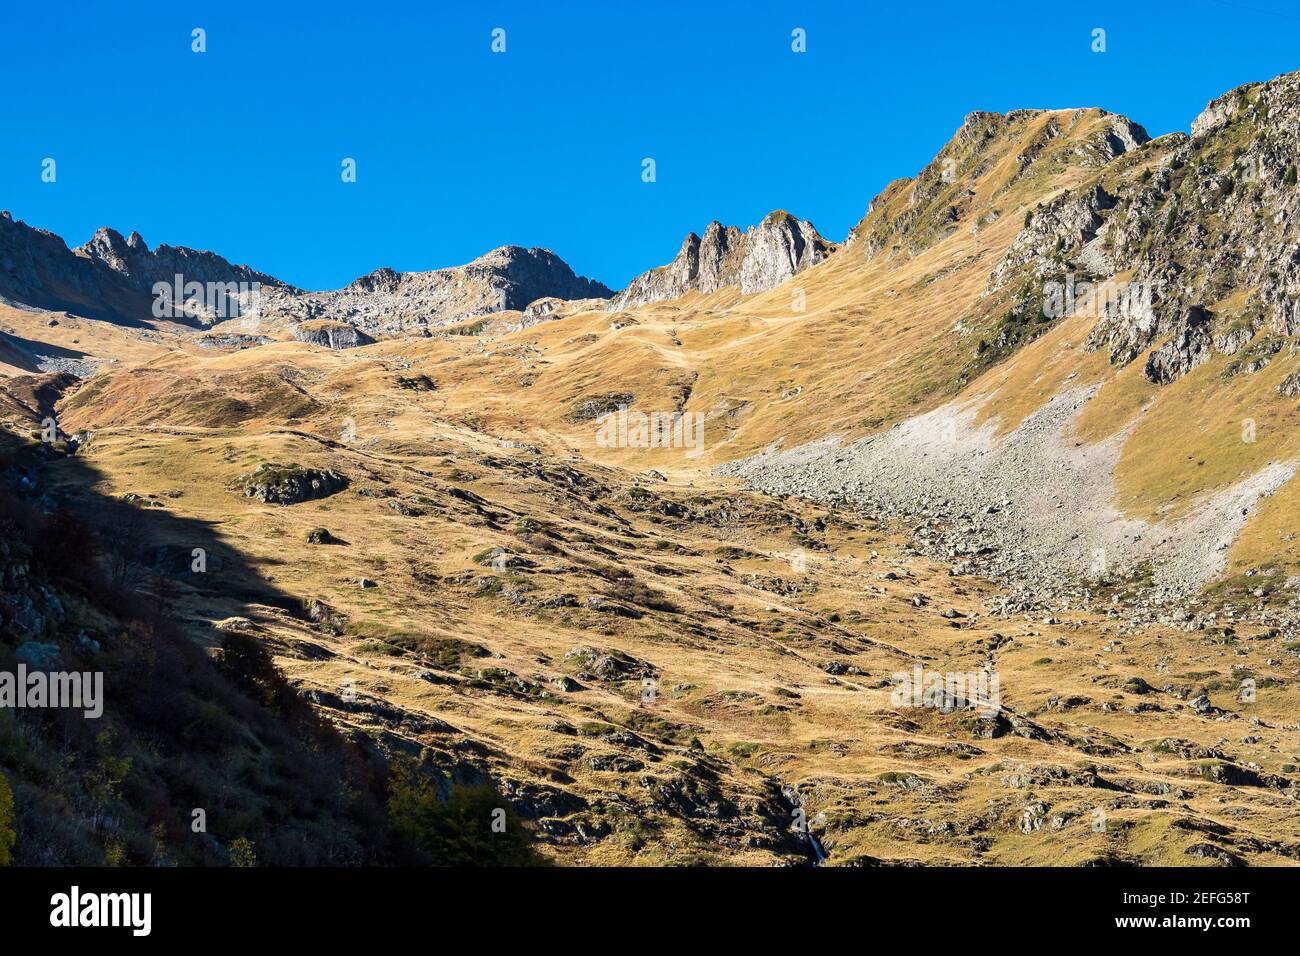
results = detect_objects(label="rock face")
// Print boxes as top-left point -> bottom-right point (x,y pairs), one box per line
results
75,226 -> 289,324
988,183 -> 1119,293
608,211 -> 833,311
259,246 -> 612,336
1142,307 -> 1213,383
981,70 -> 1300,385
0,212 -> 154,324
291,321 -> 375,350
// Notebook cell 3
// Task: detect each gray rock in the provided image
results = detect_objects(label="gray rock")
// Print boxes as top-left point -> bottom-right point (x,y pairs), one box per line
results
608,211 -> 834,311
240,463 -> 348,505
291,321 -> 375,350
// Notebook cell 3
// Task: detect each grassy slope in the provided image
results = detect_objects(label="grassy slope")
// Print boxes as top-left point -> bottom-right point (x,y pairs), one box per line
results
15,315 -> 1294,865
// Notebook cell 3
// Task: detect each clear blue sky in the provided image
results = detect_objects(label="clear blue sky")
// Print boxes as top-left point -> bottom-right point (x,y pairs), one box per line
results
1,0 -> 1296,291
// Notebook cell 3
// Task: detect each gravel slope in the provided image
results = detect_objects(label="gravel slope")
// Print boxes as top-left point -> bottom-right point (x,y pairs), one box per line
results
717,385 -> 1296,604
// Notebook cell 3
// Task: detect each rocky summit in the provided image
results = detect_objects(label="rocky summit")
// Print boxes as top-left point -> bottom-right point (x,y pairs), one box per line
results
254,245 -> 614,335
0,211 -> 153,325
608,210 -> 834,310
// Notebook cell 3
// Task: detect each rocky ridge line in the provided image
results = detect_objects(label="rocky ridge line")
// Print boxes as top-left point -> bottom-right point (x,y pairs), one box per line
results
608,211 -> 834,311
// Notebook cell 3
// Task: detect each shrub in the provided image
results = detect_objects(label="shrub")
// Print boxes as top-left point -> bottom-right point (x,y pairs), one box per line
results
387,762 -> 544,867
229,837 -> 257,867
0,775 -> 14,865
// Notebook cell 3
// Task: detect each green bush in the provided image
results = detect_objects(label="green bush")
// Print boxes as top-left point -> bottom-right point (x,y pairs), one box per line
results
229,837 -> 257,867
387,763 -> 544,867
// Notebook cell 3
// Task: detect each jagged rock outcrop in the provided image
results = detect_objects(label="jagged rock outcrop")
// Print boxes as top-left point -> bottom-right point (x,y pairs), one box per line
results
989,183 -> 1119,292
75,227 -> 289,324
608,212 -> 833,311
0,212 -> 153,324
1143,306 -> 1214,383
1093,74 -> 1300,381
291,321 -> 375,350
970,70 -> 1300,385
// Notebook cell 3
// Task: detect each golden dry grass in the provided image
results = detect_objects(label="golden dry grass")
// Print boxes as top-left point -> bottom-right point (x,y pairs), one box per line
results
27,317 -> 1298,865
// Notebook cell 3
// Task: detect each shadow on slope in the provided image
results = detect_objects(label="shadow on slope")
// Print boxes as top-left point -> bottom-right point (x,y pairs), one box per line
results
0,427 -> 542,866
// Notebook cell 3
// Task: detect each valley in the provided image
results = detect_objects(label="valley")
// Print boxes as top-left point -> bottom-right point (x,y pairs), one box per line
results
4,69 -> 1300,867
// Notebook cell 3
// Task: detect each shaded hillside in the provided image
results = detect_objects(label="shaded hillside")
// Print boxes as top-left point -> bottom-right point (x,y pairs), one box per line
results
0,423 -> 540,866
0,212 -> 154,326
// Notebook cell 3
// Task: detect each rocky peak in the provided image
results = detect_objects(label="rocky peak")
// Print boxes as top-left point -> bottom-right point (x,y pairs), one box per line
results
847,107 -> 1149,259
969,69 -> 1300,386
463,245 -> 614,306
75,228 -> 289,297
0,213 -> 153,323
343,267 -> 402,295
249,245 -> 612,337
608,211 -> 833,311
78,227 -> 139,278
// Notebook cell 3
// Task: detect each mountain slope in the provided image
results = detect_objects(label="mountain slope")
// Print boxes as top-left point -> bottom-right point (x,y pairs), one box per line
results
4,69 -> 1300,868
0,212 -> 154,325
721,71 -> 1300,601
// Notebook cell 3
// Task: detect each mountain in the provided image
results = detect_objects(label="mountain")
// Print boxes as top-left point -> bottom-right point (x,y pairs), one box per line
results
4,69 -> 1300,869
608,211 -> 834,311
0,212 -> 153,325
253,245 -> 613,336
4,219 -> 612,336
846,108 -> 1149,258
720,75 -> 1300,604
75,226 -> 290,294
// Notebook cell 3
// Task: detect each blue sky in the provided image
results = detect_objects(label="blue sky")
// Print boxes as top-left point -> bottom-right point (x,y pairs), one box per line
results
1,0 -> 1296,291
